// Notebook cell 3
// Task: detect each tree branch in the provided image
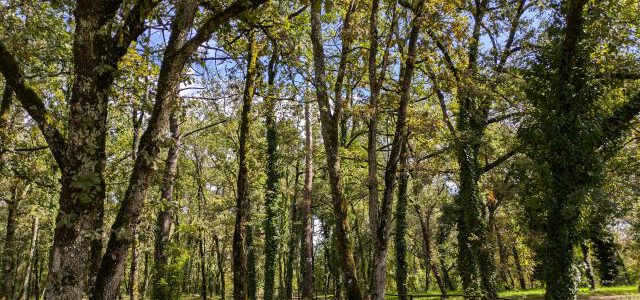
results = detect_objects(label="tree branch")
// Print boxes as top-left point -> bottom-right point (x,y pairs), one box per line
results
181,0 -> 268,59
110,0 -> 161,60
0,41 -> 65,166
479,146 -> 521,175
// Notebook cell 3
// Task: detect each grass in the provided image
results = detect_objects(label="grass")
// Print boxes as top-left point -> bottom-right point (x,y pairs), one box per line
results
500,285 -> 639,299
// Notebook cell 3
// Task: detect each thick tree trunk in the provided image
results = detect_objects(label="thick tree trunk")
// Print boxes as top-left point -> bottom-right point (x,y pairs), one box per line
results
301,96 -> 314,300
17,216 -> 38,300
263,49 -> 280,300
580,243 -> 596,290
232,31 -> 258,300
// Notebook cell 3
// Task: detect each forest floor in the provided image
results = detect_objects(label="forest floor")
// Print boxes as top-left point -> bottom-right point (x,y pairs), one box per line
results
151,285 -> 640,300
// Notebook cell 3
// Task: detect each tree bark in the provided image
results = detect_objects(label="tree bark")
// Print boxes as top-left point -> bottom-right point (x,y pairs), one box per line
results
232,30 -> 259,300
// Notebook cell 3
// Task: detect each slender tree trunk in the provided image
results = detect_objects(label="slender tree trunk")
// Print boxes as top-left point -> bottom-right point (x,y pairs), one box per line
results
200,234 -> 208,300
395,145 -> 409,300
18,216 -> 38,300
284,171 -> 300,300
140,251 -> 149,299
128,230 -> 139,300
1,188 -> 18,300
301,95 -> 315,300
233,31 -> 259,300
92,1 -> 265,298
214,235 -> 225,300
370,1 -> 423,298
263,49 -> 280,300
512,245 -> 526,290
2,184 -> 29,300
152,113 -> 182,300
580,243 -> 595,290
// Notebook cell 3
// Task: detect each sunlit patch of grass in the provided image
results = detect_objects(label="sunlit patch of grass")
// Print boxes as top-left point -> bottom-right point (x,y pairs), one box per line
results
500,285 -> 640,299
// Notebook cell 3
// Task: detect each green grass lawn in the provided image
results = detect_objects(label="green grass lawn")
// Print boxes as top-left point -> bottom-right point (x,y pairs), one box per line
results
500,285 -> 639,299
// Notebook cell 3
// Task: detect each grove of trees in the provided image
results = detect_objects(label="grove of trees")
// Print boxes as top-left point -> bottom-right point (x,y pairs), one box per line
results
0,0 -> 639,300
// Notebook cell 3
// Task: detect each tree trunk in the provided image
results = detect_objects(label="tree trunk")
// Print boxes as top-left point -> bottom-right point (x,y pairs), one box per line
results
395,146 -> 409,300
263,49 -> 280,300
92,1 -> 265,299
370,1 -> 423,298
199,234 -> 207,300
512,245 -> 526,290
140,251 -> 149,299
301,94 -> 315,300
1,187 -> 19,300
18,216 -> 38,300
580,243 -> 596,290
284,162 -> 300,300
128,230 -> 139,300
213,234 -> 226,299
232,31 -> 259,300
152,112 -> 182,300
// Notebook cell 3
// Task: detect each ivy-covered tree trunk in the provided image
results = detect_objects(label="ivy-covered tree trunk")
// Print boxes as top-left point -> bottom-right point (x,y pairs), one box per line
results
591,229 -> 625,286
263,49 -> 280,300
232,31 -> 258,300
580,243 -> 596,290
453,1 -> 497,296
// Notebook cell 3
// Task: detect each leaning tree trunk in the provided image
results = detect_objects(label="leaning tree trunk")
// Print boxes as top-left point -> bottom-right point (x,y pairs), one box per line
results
232,31 -> 258,300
